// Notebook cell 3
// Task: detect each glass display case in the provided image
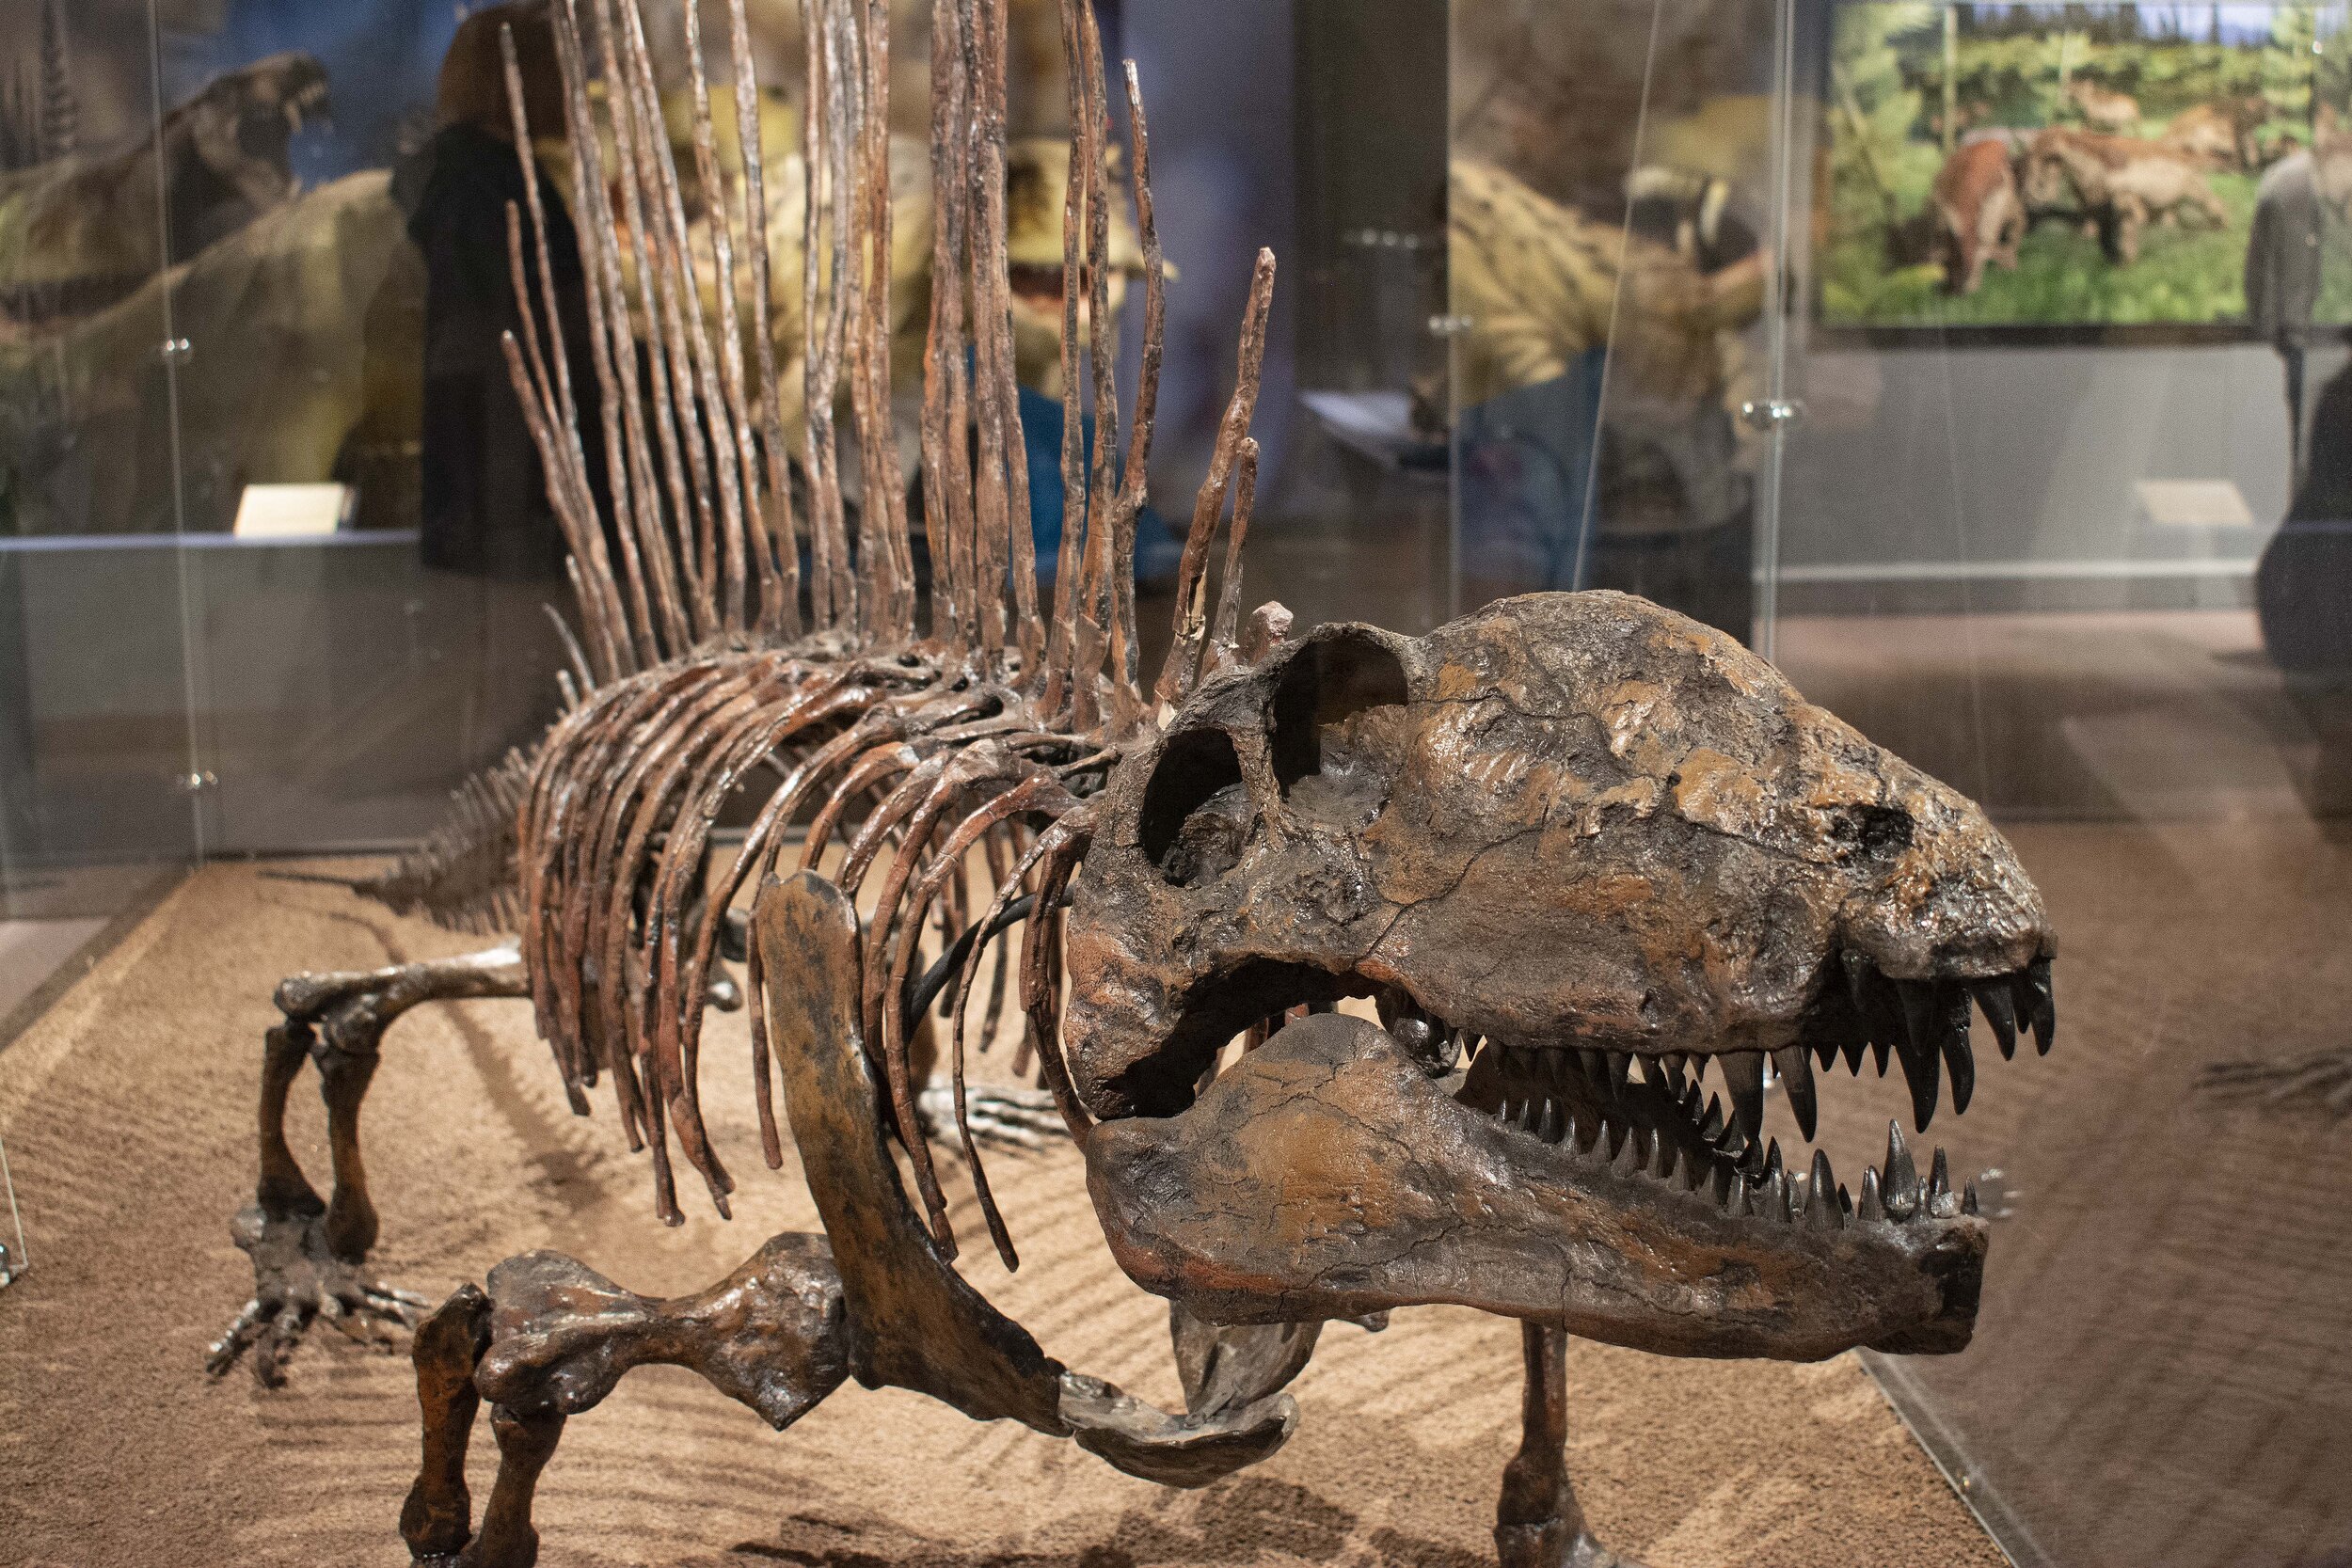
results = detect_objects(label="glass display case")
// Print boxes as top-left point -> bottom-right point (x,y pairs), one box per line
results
4,2 -> 2349,1563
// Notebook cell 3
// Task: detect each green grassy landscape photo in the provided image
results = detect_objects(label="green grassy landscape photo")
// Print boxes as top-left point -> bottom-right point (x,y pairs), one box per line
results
1823,2 -> 2352,328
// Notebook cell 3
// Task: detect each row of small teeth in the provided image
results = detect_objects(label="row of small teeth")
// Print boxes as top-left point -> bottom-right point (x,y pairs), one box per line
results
1469,954 -> 2051,1148
1484,1073 -> 1979,1230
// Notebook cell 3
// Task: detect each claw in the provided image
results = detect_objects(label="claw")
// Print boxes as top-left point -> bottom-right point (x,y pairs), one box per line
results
208,1204 -> 426,1386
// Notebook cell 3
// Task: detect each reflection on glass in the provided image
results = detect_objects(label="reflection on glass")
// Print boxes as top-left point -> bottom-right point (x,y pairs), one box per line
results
1787,4 -> 2352,1564
0,0 -> 197,954
1449,0 -> 1775,644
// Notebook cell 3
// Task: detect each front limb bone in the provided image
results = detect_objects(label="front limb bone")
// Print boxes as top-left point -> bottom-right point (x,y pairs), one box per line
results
1497,1324 -> 1644,1568
404,1235 -> 850,1568
212,942 -> 529,1386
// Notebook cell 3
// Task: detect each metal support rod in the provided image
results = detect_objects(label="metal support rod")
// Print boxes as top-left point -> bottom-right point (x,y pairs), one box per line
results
1752,0 -> 1802,665
1,1129 -> 26,1281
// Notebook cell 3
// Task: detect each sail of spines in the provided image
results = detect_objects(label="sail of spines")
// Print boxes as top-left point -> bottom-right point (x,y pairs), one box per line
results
501,0 -> 1281,1260
353,751 -> 532,935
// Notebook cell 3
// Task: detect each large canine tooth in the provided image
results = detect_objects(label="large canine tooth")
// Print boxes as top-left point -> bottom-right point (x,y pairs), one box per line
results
1883,1121 -> 1921,1219
1806,1150 -> 1840,1230
2018,956 -> 2057,1055
1772,1046 -> 1818,1141
1972,981 -> 2019,1061
1932,986 -> 1977,1116
1721,1052 -> 1766,1141
1858,1166 -> 1886,1222
1893,986 -> 1944,1132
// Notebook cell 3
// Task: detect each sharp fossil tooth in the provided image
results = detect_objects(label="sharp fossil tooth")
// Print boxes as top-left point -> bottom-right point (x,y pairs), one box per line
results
1842,950 -> 1876,1014
1870,1037 -> 1892,1076
1538,1099 -> 1563,1143
1654,1139 -> 1678,1181
1659,1053 -> 1688,1094
1628,1124 -> 1657,1170
1972,981 -> 2018,1061
1934,986 -> 1976,1117
1581,1047 -> 1608,1085
1813,1037 -> 1837,1070
1737,1135 -> 1766,1176
1691,1053 -> 1710,1085
1608,1051 -> 1632,1097
1929,1147 -> 1950,1202
1603,1117 -> 1629,1162
1894,985 -> 1944,1132
1962,1180 -> 1980,1216
1883,1121 -> 1921,1220
1680,1082 -> 1704,1119
1724,1169 -> 1749,1215
1807,1151 -> 1841,1231
1858,1166 -> 1886,1222
1771,1171 -> 1794,1224
1773,1045 -> 1818,1142
1760,1137 -> 1784,1186
1721,1052 -> 1766,1142
1698,1094 -> 1727,1142
1549,1051 -> 1575,1086
2019,956 -> 2056,1055
1842,1037 -> 1868,1075
1518,1096 -> 1545,1133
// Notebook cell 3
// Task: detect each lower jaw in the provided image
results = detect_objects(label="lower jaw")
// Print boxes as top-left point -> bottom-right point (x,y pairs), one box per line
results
1082,1012 -> 1982,1361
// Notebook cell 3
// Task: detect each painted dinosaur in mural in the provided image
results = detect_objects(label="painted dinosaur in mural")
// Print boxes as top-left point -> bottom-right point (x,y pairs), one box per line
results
205,3 -> 2057,1566
0,50 -> 328,329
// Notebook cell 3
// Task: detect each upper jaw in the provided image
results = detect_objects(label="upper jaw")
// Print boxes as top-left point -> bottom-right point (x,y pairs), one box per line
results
1084,1009 -> 1992,1361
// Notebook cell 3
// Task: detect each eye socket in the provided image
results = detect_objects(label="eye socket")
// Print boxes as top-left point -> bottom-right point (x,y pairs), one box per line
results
1268,630 -> 1410,819
1139,728 -> 1251,887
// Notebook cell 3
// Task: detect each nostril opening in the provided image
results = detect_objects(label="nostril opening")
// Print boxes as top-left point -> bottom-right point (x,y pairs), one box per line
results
1836,804 -> 1915,858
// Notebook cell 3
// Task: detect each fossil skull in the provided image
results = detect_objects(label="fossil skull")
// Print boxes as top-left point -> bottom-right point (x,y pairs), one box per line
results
1066,592 -> 2054,1360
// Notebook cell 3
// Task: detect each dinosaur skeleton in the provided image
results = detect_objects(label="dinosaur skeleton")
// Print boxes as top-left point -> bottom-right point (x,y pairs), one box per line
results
207,2 -> 2058,1564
